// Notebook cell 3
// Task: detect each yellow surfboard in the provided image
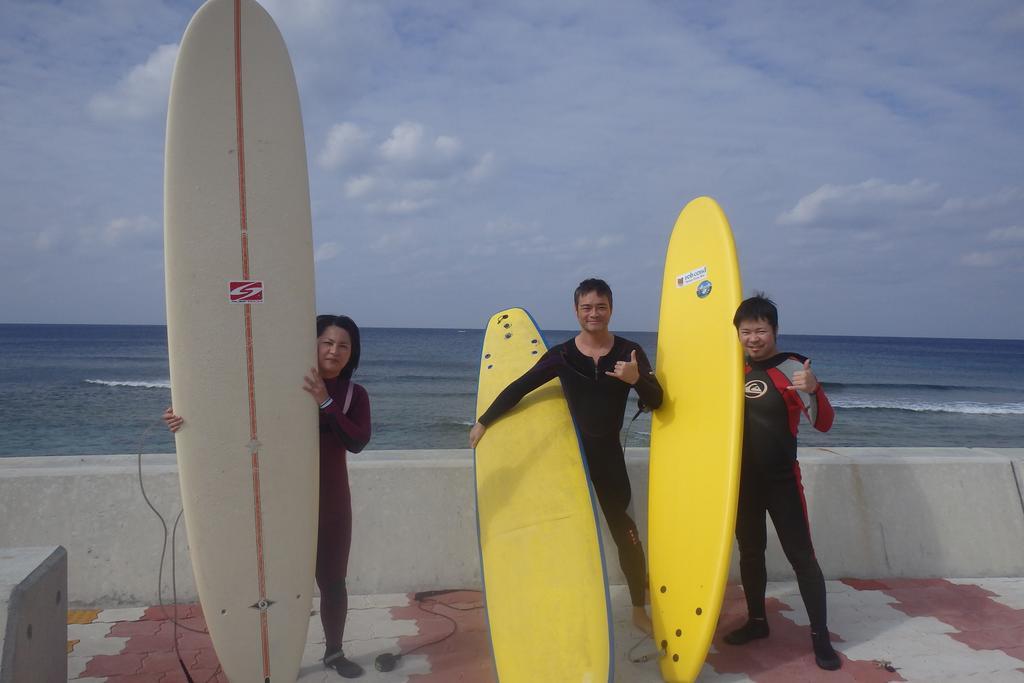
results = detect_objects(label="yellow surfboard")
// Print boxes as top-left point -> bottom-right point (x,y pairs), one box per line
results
474,308 -> 612,682
648,197 -> 744,682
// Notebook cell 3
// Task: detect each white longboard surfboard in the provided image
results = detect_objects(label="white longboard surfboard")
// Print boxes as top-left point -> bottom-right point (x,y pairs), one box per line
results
164,1 -> 317,680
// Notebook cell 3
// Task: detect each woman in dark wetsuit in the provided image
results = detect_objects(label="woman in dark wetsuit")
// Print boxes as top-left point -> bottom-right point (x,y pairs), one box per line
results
164,314 -> 371,678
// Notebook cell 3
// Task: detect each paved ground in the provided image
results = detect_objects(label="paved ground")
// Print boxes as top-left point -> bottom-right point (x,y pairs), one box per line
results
66,578 -> 1024,682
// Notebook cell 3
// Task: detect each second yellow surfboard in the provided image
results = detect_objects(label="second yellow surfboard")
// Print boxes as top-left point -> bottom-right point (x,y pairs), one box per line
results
474,308 -> 612,682
649,197 -> 744,682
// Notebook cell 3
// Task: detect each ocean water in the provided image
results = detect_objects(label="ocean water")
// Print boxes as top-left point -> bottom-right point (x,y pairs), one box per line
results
0,324 -> 1021,457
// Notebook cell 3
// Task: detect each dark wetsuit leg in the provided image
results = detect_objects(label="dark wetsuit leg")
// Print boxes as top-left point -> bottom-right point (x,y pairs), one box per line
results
584,436 -> 647,607
736,462 -> 828,631
316,479 -> 353,649
593,485 -> 647,607
765,463 -> 827,633
735,464 -> 769,620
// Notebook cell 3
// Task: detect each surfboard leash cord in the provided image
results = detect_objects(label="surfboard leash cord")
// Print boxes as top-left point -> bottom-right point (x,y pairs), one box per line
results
627,634 -> 666,664
372,589 -> 484,672
135,420 -> 221,683
621,405 -> 645,449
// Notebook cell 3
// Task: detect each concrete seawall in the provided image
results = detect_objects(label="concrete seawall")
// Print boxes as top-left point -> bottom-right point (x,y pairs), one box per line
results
1,448 -> 1022,607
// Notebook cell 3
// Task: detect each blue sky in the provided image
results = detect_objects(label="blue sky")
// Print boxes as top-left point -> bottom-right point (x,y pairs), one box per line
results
1,0 -> 1022,337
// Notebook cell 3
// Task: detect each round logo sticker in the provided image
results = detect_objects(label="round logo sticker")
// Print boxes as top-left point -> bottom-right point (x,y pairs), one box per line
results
696,280 -> 713,298
745,379 -> 768,398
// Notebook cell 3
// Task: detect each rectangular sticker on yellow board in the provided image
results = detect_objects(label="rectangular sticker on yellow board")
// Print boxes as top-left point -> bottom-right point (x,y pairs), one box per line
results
676,266 -> 707,287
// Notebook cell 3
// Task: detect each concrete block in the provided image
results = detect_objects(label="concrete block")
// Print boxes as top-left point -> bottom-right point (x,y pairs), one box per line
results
348,457 -> 481,593
0,546 -> 67,683
803,452 -> 1024,578
0,455 -> 192,606
2,449 -> 1023,607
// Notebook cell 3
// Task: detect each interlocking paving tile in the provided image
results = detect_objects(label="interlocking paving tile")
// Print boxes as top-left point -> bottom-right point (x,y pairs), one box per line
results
68,609 -> 101,625
65,581 -> 1024,682
93,608 -> 148,624
839,578 -> 1024,681
79,652 -> 145,678
67,655 -> 91,680
68,620 -> 128,659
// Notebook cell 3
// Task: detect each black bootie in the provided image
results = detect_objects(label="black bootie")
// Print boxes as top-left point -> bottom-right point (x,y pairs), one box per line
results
723,618 -> 769,645
811,630 -> 841,671
324,648 -> 365,678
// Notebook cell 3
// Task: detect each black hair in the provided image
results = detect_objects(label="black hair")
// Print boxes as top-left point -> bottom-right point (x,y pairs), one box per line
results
316,314 -> 361,380
573,278 -> 613,307
733,292 -> 778,333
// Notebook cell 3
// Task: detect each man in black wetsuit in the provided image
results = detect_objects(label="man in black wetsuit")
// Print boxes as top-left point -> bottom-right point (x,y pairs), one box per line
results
469,278 -> 663,634
725,293 -> 841,671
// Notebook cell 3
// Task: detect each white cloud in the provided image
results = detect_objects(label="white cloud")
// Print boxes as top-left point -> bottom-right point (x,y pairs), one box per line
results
369,228 -> 417,251
33,231 -> 56,252
318,122 -> 370,170
403,179 -> 440,196
315,242 -> 340,262
434,135 -> 462,159
379,122 -> 426,164
88,44 -> 178,121
995,5 -> 1024,33
344,175 -> 376,199
80,216 -> 159,248
368,198 -> 435,215
109,217 -> 155,245
377,122 -> 470,171
940,187 -> 1024,215
778,179 -> 938,226
482,218 -> 538,237
328,121 -> 493,216
987,226 -> 1024,242
469,152 -> 496,182
260,0 -> 335,27
573,234 -> 625,249
960,251 -> 1000,267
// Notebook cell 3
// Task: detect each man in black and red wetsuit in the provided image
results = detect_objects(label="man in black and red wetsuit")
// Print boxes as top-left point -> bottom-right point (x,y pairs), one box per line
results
469,278 -> 663,634
725,293 -> 841,671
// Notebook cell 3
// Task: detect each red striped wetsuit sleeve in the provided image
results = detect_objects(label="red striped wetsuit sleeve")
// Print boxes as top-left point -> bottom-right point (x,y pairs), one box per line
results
766,355 -> 834,436
810,386 -> 834,432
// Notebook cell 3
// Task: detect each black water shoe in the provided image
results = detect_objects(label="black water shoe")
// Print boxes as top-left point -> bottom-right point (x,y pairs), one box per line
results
723,618 -> 769,645
324,648 -> 365,678
811,631 -> 841,671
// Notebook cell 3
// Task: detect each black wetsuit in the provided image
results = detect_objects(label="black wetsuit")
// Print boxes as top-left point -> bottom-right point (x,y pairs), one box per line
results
737,352 -> 835,632
478,335 -> 663,606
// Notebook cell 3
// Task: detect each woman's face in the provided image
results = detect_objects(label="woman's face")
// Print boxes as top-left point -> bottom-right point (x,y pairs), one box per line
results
317,325 -> 352,379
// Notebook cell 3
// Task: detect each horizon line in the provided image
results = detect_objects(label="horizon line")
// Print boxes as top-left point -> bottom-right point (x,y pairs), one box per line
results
0,322 -> 1020,343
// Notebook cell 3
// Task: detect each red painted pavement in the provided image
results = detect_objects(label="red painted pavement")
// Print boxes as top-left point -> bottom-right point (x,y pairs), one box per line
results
69,581 -> 1024,681
390,590 -> 497,682
706,585 -> 904,682
843,578 -> 1024,663
80,601 -> 225,682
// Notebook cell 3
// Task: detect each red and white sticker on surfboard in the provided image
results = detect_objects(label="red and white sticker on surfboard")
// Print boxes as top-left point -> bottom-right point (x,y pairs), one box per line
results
228,280 -> 264,303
